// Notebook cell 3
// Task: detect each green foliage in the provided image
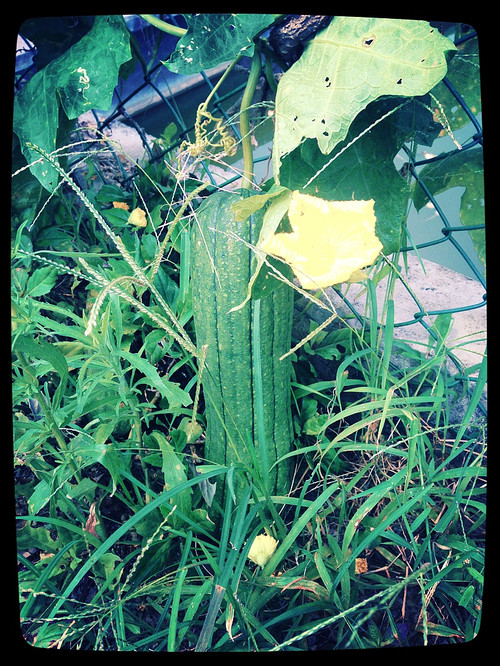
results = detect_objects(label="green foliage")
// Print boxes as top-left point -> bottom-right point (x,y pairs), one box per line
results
273,17 -> 456,175
12,14 -> 485,652
431,32 -> 481,131
279,98 -> 440,253
412,148 -> 485,265
13,15 -> 131,191
164,14 -> 276,74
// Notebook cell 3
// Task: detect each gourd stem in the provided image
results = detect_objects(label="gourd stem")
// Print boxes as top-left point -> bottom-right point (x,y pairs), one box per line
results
139,14 -> 187,38
240,45 -> 262,189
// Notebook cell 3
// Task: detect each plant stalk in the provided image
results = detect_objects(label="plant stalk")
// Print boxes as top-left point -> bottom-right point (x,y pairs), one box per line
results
139,14 -> 187,38
239,45 -> 263,189
200,55 -> 241,111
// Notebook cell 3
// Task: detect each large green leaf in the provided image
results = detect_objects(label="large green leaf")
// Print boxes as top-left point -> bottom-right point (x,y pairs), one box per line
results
273,16 -> 456,177
279,99 -> 437,253
69,430 -> 123,496
412,147 -> 485,266
13,15 -> 131,191
17,16 -> 95,69
164,13 -> 275,74
13,334 -> 68,383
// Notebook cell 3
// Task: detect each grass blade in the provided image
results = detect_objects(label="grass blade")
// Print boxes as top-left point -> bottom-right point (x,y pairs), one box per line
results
260,481 -> 340,578
36,467 -> 226,641
167,531 -> 192,651
270,564 -> 430,650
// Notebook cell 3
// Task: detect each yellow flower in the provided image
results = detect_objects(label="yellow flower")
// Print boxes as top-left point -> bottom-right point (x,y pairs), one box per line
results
248,534 -> 278,567
260,192 -> 382,290
128,207 -> 148,228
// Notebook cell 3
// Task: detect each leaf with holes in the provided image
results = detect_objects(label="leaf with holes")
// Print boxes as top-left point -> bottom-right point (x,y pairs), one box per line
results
164,14 -> 275,74
273,16 -> 456,177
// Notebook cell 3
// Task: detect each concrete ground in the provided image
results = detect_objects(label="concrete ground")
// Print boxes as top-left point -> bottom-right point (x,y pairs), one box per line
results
328,254 -> 487,371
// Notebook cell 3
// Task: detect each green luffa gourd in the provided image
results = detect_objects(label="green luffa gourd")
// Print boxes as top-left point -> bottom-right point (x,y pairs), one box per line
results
191,188 -> 294,505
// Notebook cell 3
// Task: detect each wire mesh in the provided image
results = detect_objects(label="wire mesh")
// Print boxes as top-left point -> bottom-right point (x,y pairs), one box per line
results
14,15 -> 486,410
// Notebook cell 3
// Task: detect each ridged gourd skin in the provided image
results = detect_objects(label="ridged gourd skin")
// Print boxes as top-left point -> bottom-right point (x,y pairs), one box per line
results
191,188 -> 294,506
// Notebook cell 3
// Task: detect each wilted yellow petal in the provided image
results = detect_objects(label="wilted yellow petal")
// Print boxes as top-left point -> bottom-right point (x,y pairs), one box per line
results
260,192 -> 382,290
355,557 -> 368,574
248,534 -> 278,567
128,207 -> 148,227
112,201 -> 129,210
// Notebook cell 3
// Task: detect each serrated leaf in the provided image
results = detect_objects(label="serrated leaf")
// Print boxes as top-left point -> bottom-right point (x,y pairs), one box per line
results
70,435 -> 122,496
13,335 -> 68,408
164,13 -> 275,74
151,431 -> 192,524
273,16 -> 456,176
25,266 -> 59,298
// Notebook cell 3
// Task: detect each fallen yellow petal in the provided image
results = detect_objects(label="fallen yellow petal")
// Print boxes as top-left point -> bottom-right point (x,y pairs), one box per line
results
260,192 -> 382,289
355,557 -> 368,574
112,201 -> 129,210
128,207 -> 148,227
248,534 -> 278,567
